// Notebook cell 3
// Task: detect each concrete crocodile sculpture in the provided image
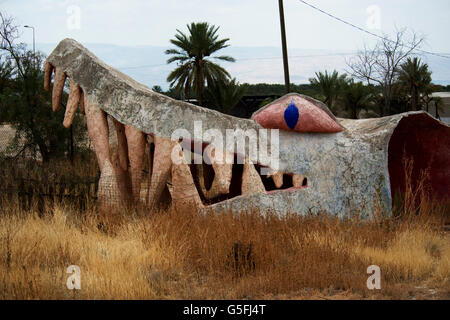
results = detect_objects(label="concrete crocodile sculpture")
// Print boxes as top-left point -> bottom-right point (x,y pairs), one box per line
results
44,38 -> 450,217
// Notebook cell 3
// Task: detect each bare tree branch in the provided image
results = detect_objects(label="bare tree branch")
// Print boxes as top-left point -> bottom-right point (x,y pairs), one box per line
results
0,11 -> 25,79
346,28 -> 425,115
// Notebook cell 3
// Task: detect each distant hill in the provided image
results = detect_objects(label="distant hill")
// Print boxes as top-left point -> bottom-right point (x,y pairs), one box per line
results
35,42 -> 450,90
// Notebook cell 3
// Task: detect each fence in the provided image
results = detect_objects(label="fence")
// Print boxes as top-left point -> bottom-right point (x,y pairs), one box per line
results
0,127 -> 100,213
1,176 -> 98,211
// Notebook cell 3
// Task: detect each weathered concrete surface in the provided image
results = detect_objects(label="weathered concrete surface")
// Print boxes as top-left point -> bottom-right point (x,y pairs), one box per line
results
209,112 -> 450,218
45,38 -> 450,218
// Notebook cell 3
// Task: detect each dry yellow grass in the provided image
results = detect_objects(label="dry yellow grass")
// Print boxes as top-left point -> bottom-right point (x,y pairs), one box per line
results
355,229 -> 449,281
0,157 -> 449,300
0,200 -> 448,300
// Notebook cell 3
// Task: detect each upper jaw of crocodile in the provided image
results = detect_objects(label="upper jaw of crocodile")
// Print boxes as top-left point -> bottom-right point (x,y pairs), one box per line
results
44,38 -> 309,211
45,38 -> 266,144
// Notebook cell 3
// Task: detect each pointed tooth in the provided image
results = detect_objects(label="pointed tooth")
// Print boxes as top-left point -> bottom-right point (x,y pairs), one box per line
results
125,124 -> 146,203
83,97 -> 120,207
209,148 -> 233,194
271,171 -> 283,189
52,68 -> 67,111
171,143 -> 203,210
97,159 -> 117,207
146,138 -> 155,203
63,79 -> 81,128
112,119 -> 129,171
292,174 -> 305,188
97,159 -> 122,208
44,62 -> 53,92
241,160 -> 266,196
97,158 -> 132,209
147,136 -> 176,208
84,94 -> 110,172
198,147 -> 233,199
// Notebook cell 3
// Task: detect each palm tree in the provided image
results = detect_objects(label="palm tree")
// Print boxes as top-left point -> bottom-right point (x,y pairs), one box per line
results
309,70 -> 347,112
165,22 -> 235,106
341,80 -> 373,119
204,78 -> 247,114
397,57 -> 432,111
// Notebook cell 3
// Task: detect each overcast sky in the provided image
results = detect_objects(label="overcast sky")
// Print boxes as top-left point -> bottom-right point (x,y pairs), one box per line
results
2,0 -> 450,87
2,0 -> 450,52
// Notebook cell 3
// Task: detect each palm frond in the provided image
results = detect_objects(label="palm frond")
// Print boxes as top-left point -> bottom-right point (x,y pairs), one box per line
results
165,22 -> 235,104
166,55 -> 191,64
212,55 -> 235,62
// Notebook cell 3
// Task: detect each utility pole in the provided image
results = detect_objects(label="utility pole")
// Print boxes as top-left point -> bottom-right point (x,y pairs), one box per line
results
24,25 -> 35,55
278,0 -> 290,93
24,25 -> 36,67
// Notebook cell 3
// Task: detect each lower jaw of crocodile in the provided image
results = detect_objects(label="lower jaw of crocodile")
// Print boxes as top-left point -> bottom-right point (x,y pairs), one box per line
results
203,186 -> 309,209
178,152 -> 308,208
138,143 -> 309,211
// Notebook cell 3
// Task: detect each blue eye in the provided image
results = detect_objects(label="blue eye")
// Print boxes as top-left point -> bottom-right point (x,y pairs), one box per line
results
284,100 -> 299,130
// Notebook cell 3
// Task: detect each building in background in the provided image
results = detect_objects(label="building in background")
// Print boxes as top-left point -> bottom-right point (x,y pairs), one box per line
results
429,92 -> 450,124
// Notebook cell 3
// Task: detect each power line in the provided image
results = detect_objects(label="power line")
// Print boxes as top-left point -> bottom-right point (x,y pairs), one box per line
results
298,0 -> 450,60
238,52 -> 355,61
109,1 -> 450,71
118,53 -> 355,70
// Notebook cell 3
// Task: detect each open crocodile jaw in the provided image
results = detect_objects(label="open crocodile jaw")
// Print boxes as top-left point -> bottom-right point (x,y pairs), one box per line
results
45,38 -> 450,216
44,38 -> 307,212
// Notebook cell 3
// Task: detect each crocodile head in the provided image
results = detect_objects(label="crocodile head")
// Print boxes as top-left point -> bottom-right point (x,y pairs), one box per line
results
44,39 -> 450,217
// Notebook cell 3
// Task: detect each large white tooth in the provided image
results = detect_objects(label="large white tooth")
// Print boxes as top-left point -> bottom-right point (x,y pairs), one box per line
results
84,94 -> 110,172
209,147 -> 233,194
97,159 -> 119,207
125,124 -> 146,203
271,171 -> 283,189
198,147 -> 233,199
292,174 -> 305,188
147,136 -> 177,208
63,79 -> 81,128
52,68 -> 66,111
171,143 -> 203,211
241,160 -> 266,196
112,119 -> 129,172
